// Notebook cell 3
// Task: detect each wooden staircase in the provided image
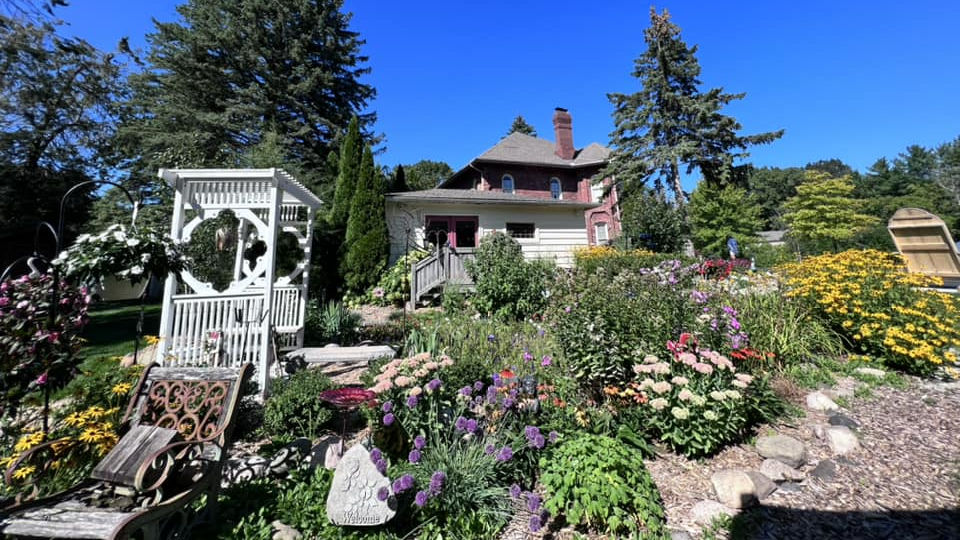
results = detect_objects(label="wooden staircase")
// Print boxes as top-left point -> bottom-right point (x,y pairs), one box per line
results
410,245 -> 476,308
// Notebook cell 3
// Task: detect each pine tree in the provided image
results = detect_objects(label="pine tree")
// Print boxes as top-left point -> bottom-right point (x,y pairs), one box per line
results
391,164 -> 409,192
607,8 -> 782,203
783,171 -> 878,251
343,145 -> 388,293
506,115 -> 537,137
688,182 -> 762,257
331,116 -> 361,228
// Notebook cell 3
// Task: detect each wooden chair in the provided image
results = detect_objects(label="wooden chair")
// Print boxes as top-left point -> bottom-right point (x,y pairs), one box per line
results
887,208 -> 960,288
1,363 -> 252,539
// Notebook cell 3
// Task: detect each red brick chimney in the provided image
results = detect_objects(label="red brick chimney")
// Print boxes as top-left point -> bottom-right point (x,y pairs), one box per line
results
553,107 -> 575,160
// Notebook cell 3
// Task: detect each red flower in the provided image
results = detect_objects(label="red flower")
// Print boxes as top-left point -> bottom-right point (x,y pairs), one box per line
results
499,369 -> 515,379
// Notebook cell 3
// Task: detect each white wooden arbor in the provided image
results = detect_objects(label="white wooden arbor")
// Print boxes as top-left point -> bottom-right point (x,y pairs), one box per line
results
156,169 -> 322,393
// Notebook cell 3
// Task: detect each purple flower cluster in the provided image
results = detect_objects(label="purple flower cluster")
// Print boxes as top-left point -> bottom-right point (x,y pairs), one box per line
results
382,413 -> 395,426
524,425 -> 546,449
541,354 -> 552,367
428,470 -> 446,495
391,473 -> 415,494
426,378 -> 442,392
377,486 -> 390,501
509,483 -> 522,498
495,446 -> 513,462
408,449 -> 421,463
413,435 -> 426,449
381,401 -> 393,413
458,385 -> 472,397
454,416 -> 479,433
370,448 -> 387,474
414,490 -> 428,507
406,394 -> 419,408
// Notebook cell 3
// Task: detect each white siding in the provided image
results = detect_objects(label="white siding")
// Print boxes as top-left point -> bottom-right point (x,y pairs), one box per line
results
386,202 -> 588,267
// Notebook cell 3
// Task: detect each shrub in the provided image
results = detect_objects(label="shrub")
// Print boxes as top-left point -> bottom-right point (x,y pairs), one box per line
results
303,300 -> 361,345
780,249 -> 960,377
356,250 -> 429,307
262,369 -> 336,440
618,186 -> 688,253
688,182 -> 763,258
540,433 -> 665,536
464,233 -> 553,321
573,245 -> 693,276
608,334 -> 777,457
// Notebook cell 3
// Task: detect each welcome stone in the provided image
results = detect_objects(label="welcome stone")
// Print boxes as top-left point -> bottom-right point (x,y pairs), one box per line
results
326,445 -> 396,526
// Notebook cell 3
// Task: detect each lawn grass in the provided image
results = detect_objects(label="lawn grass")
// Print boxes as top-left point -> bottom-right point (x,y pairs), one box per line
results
81,300 -> 162,360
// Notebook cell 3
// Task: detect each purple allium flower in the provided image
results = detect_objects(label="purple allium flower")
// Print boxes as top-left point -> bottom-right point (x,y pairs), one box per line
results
406,394 -> 419,408
508,388 -> 518,399
375,458 -> 387,474
465,419 -> 478,433
523,351 -> 533,362
399,474 -> 415,491
454,416 -> 468,431
502,397 -> 515,409
459,385 -> 473,397
532,434 -> 546,449
377,487 -> 390,501
486,386 -> 497,403
487,334 -> 497,342
426,378 -> 442,392
496,446 -> 513,462
382,413 -> 395,426
529,515 -> 542,533
484,444 -> 496,455
381,401 -> 393,413
414,490 -> 429,507
509,483 -> 522,499
413,435 -> 426,450
524,425 -> 540,440
473,380 -> 485,392
370,448 -> 382,462
527,492 -> 542,513
408,449 -> 421,463
548,431 -> 559,443
492,373 -> 502,387
541,355 -> 552,367
429,471 -> 446,494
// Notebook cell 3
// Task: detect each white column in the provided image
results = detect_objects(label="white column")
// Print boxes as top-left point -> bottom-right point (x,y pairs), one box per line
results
296,207 -> 315,349
157,176 -> 186,364
258,182 -> 282,396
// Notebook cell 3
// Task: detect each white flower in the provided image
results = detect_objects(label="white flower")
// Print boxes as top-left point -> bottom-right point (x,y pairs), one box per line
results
703,410 -> 718,421
651,381 -> 672,394
671,407 -> 690,420
649,398 -> 669,410
130,265 -> 143,275
671,376 -> 689,386
724,390 -> 742,400
112,231 -> 126,242
141,253 -> 152,263
126,238 -> 140,247
709,390 -> 726,401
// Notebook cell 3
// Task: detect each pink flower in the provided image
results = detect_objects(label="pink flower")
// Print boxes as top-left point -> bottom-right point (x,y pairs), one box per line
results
439,355 -> 454,367
424,362 -> 439,371
678,352 -> 697,366
394,376 -> 414,387
678,389 -> 694,401
35,372 -> 48,386
693,363 -> 714,374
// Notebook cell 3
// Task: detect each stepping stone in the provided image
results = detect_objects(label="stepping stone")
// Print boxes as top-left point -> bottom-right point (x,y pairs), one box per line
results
855,367 -> 886,378
755,434 -> 807,467
825,425 -> 859,455
829,412 -> 860,429
806,391 -> 839,412
690,500 -> 737,526
760,458 -> 804,482
811,459 -> 837,482
711,470 -> 776,509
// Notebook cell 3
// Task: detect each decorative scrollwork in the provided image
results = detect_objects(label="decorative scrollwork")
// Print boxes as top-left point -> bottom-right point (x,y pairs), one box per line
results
140,380 -> 229,441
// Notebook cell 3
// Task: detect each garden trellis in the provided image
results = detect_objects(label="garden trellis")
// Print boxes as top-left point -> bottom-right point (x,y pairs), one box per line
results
156,169 -> 321,393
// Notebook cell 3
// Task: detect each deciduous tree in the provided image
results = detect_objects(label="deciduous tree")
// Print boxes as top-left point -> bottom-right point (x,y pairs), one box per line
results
783,171 -> 877,251
688,182 -> 762,257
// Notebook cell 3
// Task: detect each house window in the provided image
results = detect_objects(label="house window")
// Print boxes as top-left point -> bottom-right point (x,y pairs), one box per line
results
550,178 -> 562,199
591,182 -> 604,203
595,222 -> 609,244
506,222 -> 535,239
502,174 -> 515,194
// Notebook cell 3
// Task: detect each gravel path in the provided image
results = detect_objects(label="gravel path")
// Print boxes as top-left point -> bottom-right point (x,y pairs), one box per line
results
648,377 -> 960,539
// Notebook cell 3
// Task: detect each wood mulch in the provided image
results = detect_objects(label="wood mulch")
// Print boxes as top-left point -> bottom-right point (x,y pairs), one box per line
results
648,376 -> 960,539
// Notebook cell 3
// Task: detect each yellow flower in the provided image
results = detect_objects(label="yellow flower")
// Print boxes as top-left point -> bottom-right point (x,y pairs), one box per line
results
14,431 -> 44,453
11,465 -> 36,479
144,335 -> 161,346
111,382 -> 133,396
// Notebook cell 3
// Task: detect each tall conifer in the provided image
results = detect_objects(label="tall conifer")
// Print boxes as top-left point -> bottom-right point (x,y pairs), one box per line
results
344,145 -> 388,293
332,116 -> 361,228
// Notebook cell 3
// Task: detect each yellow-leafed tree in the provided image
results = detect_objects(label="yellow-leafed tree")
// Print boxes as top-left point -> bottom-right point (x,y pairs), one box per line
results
783,171 -> 877,251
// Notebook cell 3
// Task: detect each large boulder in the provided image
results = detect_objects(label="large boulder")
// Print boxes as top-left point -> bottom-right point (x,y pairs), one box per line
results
711,470 -> 776,509
759,458 -> 804,482
755,434 -> 807,468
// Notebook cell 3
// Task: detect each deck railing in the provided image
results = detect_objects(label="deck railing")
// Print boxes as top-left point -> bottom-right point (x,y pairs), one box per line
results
410,245 -> 475,306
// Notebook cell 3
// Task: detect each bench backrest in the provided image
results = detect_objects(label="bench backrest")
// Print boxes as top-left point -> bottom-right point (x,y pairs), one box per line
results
888,207 -> 960,284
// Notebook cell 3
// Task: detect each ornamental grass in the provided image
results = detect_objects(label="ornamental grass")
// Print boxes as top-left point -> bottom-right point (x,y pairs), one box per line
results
780,249 -> 960,378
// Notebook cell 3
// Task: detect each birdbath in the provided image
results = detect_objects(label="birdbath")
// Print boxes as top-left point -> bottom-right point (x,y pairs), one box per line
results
318,387 -> 376,459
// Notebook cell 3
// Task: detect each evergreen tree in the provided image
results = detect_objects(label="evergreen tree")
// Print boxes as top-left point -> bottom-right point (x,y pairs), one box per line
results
506,115 -> 537,137
343,145 -> 388,293
606,8 -> 782,203
111,0 -> 376,224
619,187 -> 688,252
783,171 -> 877,252
390,164 -> 409,192
331,116 -> 361,228
747,166 -> 806,229
688,182 -> 762,257
404,160 -> 453,190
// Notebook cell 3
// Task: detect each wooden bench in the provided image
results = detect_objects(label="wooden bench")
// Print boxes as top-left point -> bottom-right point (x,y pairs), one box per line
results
888,208 -> 960,289
1,363 -> 251,539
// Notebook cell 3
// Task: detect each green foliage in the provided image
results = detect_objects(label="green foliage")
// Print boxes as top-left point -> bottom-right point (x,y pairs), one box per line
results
743,242 -> 795,269
183,211 -> 237,291
618,187 -> 688,252
303,300 -> 361,345
540,434 -> 665,536
332,116 -> 362,229
344,145 -> 389,294
262,369 -> 335,440
389,164 -> 409,192
464,232 -> 553,321
689,182 -> 763,257
606,8 -> 782,201
732,292 -> 842,371
783,171 -> 878,251
747,166 -> 806,229
403,160 -> 454,190
506,115 -> 537,137
573,246 -> 694,276
354,250 -> 429,307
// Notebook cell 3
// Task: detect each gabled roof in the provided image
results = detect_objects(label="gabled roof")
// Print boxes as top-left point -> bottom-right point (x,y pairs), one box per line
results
158,168 -> 322,208
386,188 -> 599,209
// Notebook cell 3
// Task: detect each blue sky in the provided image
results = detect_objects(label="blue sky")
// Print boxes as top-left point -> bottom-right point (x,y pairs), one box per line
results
58,1 -> 960,191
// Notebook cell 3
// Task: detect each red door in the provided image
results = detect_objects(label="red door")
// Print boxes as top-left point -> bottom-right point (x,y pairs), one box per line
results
425,216 -> 478,248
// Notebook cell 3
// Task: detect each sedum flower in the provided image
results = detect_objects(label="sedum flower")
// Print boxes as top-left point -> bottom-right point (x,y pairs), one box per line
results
649,397 -> 669,410
671,407 -> 690,420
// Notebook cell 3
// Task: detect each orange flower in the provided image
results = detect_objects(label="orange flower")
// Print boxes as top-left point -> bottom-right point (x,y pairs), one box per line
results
499,369 -> 515,379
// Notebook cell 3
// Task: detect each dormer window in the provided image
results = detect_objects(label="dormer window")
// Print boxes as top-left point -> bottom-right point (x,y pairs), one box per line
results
502,174 -> 515,194
550,178 -> 562,199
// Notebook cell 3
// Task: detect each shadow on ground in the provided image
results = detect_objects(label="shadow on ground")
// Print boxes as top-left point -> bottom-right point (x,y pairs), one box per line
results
729,505 -> 960,539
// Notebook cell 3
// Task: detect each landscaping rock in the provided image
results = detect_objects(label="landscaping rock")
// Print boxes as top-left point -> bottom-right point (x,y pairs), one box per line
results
778,481 -> 803,494
120,343 -> 157,367
755,434 -> 807,467
326,444 -> 396,526
307,435 -> 343,470
711,470 -> 776,509
670,530 -> 694,540
806,391 -> 840,412
272,521 -> 302,540
829,412 -> 860,429
760,458 -> 804,482
825,425 -> 860,455
855,367 -> 886,378
690,500 -> 736,526
810,459 -> 837,482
